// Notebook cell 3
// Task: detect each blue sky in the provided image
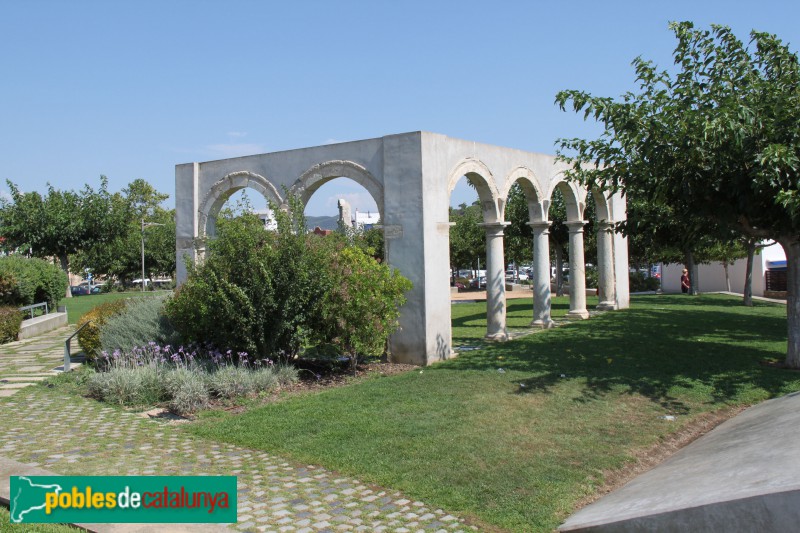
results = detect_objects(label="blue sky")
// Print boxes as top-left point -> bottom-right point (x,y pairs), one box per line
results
2,1 -> 798,215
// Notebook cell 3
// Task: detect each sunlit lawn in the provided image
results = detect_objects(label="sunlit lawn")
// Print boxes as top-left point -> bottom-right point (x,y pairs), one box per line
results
187,294 -> 798,532
63,291 -> 165,324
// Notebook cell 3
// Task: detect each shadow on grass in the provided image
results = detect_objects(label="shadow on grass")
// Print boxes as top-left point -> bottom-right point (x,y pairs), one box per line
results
446,294 -> 793,412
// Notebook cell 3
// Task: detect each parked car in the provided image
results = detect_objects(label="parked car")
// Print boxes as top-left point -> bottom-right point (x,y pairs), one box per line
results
70,285 -> 91,296
470,276 -> 487,289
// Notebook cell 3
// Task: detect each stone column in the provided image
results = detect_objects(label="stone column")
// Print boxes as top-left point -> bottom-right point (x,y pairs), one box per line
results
529,221 -> 554,328
566,221 -> 589,319
597,220 -> 617,310
480,222 -> 510,341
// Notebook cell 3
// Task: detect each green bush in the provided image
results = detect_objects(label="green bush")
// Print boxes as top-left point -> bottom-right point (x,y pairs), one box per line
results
99,294 -> 179,354
166,199 -> 412,365
165,368 -> 210,414
86,366 -> 166,407
585,267 -> 599,289
629,271 -> 661,292
77,299 -> 129,363
208,365 -> 255,399
0,306 -> 23,343
0,256 -> 68,308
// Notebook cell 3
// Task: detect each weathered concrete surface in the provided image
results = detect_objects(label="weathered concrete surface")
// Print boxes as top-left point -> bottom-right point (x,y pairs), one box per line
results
560,392 -> 800,532
18,313 -> 68,340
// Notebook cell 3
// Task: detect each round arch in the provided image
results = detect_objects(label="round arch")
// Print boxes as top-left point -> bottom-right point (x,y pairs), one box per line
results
501,166 -> 546,222
447,158 -> 501,222
546,176 -> 584,222
288,160 -> 384,217
590,187 -> 612,222
197,171 -> 283,238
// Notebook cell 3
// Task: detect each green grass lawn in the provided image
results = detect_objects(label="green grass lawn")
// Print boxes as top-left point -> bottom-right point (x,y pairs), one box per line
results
188,294 -> 798,531
0,506 -> 79,532
63,291 -> 165,324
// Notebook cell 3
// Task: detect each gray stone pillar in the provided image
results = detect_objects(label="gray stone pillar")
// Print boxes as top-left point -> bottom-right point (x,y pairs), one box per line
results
529,221 -> 554,328
597,220 -> 617,310
566,221 -> 589,319
480,222 -> 509,341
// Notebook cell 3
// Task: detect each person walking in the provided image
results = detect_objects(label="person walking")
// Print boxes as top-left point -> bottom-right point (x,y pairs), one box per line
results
681,268 -> 691,294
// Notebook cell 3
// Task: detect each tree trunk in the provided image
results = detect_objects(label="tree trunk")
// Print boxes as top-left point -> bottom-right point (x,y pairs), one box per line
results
782,238 -> 800,368
723,260 -> 731,292
59,254 -> 72,299
743,239 -> 756,307
555,244 -> 564,297
685,250 -> 699,295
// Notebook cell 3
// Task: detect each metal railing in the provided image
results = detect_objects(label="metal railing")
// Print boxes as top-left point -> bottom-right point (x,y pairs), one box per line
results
64,321 -> 91,372
19,302 -> 48,319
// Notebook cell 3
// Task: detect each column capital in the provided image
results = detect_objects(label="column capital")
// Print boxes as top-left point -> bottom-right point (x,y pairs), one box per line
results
527,220 -> 552,230
597,219 -> 616,231
566,220 -> 589,233
479,221 -> 511,236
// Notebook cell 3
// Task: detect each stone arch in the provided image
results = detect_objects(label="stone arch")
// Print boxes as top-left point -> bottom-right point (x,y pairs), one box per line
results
447,158 -> 501,222
501,166 -> 546,222
546,175 -> 583,222
198,171 -> 283,238
590,187 -> 612,222
288,160 -> 384,217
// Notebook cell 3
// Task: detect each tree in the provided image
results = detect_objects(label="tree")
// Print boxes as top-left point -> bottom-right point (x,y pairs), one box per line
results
504,183 -> 533,274
0,177 -> 126,297
449,202 -> 485,279
71,180 -> 175,284
556,22 -> 800,366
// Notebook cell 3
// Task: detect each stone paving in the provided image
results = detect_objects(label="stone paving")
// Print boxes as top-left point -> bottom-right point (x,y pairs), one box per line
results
0,333 -> 477,532
0,325 -> 82,397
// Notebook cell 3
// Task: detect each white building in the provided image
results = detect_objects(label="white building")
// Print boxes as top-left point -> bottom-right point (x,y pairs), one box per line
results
252,209 -> 277,231
660,241 -> 786,296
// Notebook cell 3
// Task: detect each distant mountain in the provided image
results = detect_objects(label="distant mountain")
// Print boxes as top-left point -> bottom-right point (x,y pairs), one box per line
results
305,215 -> 339,231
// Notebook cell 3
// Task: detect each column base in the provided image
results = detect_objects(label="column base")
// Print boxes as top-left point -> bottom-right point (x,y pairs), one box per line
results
597,301 -> 617,311
485,331 -> 509,342
566,310 -> 590,320
530,319 -> 555,329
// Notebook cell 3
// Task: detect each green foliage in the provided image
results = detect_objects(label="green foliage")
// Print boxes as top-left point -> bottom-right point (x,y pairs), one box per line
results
71,180 -> 175,284
449,201 -> 485,273
167,196 -> 412,364
316,246 -> 412,372
556,22 -> 800,363
165,368 -> 210,414
86,366 -> 166,407
99,294 -> 179,354
628,271 -> 660,292
76,300 -> 129,362
0,256 -> 68,308
0,177 -> 129,284
0,306 -> 23,343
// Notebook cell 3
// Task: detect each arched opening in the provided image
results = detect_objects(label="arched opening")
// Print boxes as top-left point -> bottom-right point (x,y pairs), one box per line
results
446,159 -> 504,342
545,179 -> 593,320
197,172 -> 283,254
301,176 -> 384,261
502,172 -> 545,333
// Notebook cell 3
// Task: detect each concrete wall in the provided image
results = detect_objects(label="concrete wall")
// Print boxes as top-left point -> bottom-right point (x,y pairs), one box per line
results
660,242 -> 785,296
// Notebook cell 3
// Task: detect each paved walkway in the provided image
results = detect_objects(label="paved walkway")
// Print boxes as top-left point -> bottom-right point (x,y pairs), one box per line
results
0,325 -> 82,398
0,331 -> 476,532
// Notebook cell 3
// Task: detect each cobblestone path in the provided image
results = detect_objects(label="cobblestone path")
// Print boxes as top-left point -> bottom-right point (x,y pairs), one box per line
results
0,382 -> 476,532
0,326 -> 81,398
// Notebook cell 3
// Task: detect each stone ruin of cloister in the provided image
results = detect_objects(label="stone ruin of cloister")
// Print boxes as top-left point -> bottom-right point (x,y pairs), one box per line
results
175,131 -> 629,366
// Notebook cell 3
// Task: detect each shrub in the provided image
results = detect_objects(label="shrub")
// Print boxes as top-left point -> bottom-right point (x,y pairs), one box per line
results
0,256 -> 68,308
166,202 -> 339,361
273,364 -> 299,387
166,198 -> 412,365
251,367 -> 279,392
0,306 -> 23,343
585,267 -> 599,289
77,299 -> 129,363
208,365 -> 255,399
165,368 -> 209,414
629,271 -> 661,292
86,367 -> 165,407
99,295 -> 179,354
315,246 -> 412,373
